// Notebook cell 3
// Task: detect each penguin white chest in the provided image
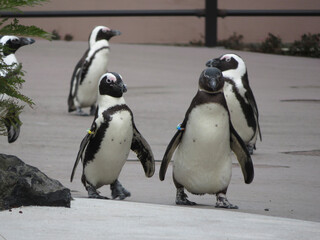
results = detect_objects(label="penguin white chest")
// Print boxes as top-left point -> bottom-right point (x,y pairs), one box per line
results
77,49 -> 110,107
173,103 -> 232,194
84,110 -> 133,188
224,82 -> 254,143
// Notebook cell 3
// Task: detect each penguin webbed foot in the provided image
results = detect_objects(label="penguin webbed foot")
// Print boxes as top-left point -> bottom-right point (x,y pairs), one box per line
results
246,143 -> 255,155
86,185 -> 109,199
175,188 -> 196,205
89,105 -> 96,116
75,107 -> 89,116
215,193 -> 238,209
110,180 -> 131,200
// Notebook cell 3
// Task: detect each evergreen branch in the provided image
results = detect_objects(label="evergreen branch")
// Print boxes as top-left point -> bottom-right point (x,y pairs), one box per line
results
0,19 -> 52,40
0,64 -> 34,107
0,0 -> 48,11
0,99 -> 23,136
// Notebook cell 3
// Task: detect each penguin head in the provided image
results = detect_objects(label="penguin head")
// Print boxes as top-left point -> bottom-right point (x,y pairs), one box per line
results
99,72 -> 127,98
89,26 -> 121,47
0,35 -> 35,56
205,53 -> 246,78
198,67 -> 224,94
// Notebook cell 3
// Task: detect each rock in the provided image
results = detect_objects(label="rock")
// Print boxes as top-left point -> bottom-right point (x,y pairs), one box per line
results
0,154 -> 71,210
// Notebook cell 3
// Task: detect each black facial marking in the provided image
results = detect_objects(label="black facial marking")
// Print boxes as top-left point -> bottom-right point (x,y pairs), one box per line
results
1,37 -> 35,56
199,67 -> 224,93
207,55 -> 239,72
96,29 -> 120,42
99,72 -> 127,98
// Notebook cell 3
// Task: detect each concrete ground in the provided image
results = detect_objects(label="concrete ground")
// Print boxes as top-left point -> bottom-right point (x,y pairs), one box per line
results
0,40 -> 319,239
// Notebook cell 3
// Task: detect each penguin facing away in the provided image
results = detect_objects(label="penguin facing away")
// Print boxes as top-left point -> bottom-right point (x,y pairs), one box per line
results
0,35 -> 35,143
160,67 -> 254,208
206,54 -> 261,154
68,26 -> 121,116
71,72 -> 155,199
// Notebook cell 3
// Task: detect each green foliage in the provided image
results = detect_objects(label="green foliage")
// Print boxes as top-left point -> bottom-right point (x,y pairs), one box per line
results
0,63 -> 34,107
219,32 -> 320,58
0,0 -> 51,138
289,33 -> 320,58
260,33 -> 283,54
51,29 -> 61,40
0,0 -> 47,11
0,19 -> 51,40
218,32 -> 244,50
0,98 -> 23,136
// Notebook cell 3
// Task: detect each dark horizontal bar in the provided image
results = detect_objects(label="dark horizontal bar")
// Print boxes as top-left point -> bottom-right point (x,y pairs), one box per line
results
0,9 -> 205,18
1,9 -> 319,19
219,9 -> 320,17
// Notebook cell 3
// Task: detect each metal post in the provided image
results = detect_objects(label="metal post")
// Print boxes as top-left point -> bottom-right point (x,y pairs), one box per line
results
205,0 -> 218,47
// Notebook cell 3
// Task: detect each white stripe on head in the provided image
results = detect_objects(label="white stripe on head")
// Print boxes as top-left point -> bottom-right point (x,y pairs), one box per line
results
0,36 -> 19,45
89,26 -> 110,47
220,54 -> 246,80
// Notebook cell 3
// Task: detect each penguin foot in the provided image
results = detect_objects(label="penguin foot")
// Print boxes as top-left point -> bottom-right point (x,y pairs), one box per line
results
89,105 -> 96,116
246,144 -> 255,155
86,185 -> 109,199
76,107 -> 89,116
215,193 -> 238,209
175,188 -> 196,205
110,180 -> 131,200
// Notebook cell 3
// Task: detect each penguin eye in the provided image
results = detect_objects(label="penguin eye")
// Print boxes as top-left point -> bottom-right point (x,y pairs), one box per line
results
106,78 -> 112,84
226,58 -> 231,62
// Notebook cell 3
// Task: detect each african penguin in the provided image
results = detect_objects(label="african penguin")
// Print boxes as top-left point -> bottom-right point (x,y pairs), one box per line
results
71,72 -> 155,199
206,54 -> 261,154
0,35 -> 35,143
160,67 -> 254,208
68,26 -> 121,116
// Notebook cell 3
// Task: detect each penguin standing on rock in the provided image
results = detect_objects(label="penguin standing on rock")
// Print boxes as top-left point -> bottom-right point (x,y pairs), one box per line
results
160,67 -> 254,208
206,54 -> 261,154
0,35 -> 35,143
71,72 -> 155,199
68,26 -> 121,116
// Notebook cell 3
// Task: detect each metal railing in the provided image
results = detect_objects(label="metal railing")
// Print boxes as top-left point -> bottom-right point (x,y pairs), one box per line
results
1,0 -> 320,47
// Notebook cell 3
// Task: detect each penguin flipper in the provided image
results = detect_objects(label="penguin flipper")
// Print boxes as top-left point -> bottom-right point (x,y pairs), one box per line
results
131,124 -> 155,178
159,129 -> 183,181
68,50 -> 89,112
70,123 -> 96,182
5,118 -> 21,143
245,89 -> 262,141
230,123 -> 254,184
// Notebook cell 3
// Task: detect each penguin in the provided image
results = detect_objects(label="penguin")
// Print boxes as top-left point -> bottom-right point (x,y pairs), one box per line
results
70,72 -> 155,199
67,26 -> 121,116
0,35 -> 35,143
160,67 -> 254,208
206,54 -> 261,154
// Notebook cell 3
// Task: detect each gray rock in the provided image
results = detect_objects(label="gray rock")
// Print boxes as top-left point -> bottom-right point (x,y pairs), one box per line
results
0,154 -> 71,210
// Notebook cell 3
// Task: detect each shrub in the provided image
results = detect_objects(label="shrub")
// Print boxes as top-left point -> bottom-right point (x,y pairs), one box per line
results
289,33 -> 320,58
218,32 -> 244,50
260,33 -> 283,54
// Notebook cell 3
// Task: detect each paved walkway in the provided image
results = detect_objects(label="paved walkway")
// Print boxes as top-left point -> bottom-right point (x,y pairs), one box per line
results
0,41 -> 319,239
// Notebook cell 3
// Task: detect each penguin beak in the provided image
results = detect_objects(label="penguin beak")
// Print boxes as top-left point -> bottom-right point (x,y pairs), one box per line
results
207,74 -> 224,92
206,58 -> 219,67
209,78 -> 217,89
107,30 -> 121,40
122,83 -> 127,93
20,37 -> 35,46
110,30 -> 121,36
